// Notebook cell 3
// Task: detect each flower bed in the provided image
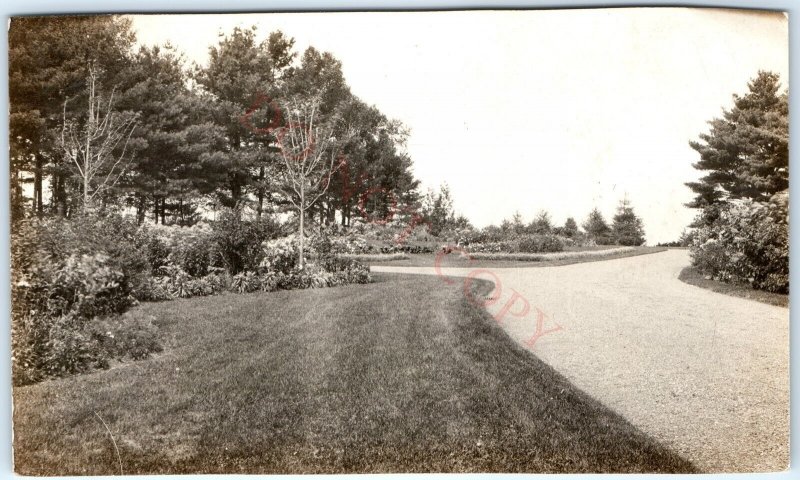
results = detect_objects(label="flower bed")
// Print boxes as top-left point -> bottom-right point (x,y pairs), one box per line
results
338,252 -> 410,262
465,247 -> 635,261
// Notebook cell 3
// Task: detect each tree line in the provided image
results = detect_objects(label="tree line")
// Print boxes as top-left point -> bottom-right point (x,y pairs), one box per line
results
9,16 -> 419,226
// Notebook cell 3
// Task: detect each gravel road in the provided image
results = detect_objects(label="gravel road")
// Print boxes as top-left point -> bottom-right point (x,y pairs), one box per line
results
371,249 -> 789,472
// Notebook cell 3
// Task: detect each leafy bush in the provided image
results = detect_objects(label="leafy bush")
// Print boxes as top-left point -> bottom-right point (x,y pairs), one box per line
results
136,229 -> 171,272
319,256 -> 371,284
463,234 -> 565,254
11,250 -> 147,385
517,234 -> 564,253
10,215 -> 168,385
260,236 -> 306,274
174,236 -> 215,277
231,271 -> 262,294
137,276 -> 174,302
212,209 -> 282,274
689,193 -> 788,293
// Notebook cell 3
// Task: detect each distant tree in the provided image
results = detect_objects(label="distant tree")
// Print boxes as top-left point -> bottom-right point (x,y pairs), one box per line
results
583,208 -> 612,244
452,214 -> 473,231
421,184 -> 457,237
611,198 -> 646,246
333,98 -> 418,227
686,71 -> 788,223
562,217 -> 579,238
529,210 -> 552,235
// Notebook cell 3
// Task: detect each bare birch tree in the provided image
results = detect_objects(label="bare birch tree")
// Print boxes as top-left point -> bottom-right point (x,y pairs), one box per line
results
60,65 -> 138,213
275,96 -> 352,269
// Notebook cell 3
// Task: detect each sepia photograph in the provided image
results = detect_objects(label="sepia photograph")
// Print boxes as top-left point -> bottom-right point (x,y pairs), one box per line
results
8,7 -> 790,475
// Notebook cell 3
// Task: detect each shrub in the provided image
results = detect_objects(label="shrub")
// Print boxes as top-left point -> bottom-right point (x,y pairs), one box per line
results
136,229 -> 171,272
231,271 -> 262,294
10,214 -> 170,385
137,277 -> 174,302
517,234 -> 564,253
689,193 -> 788,293
466,247 -> 635,261
212,209 -> 282,274
260,236 -> 304,274
173,236 -> 215,277
320,256 -> 371,284
338,253 -> 409,262
11,249 -> 149,386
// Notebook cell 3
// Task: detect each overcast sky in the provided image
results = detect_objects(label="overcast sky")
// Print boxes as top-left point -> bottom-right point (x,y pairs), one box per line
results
130,8 -> 788,244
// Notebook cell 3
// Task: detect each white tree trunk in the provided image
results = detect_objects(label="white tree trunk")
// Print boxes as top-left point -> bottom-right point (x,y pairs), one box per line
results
299,182 -> 305,270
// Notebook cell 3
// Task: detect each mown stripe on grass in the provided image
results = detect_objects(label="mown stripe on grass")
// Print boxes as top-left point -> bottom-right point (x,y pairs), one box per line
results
13,276 -> 695,474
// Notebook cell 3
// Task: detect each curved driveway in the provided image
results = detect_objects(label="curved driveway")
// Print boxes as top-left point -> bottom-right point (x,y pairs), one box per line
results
372,250 -> 789,472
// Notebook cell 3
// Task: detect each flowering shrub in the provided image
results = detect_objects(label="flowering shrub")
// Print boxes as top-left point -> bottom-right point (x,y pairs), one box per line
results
517,234 -> 565,253
260,235 -> 310,274
690,193 -> 788,293
467,247 -> 634,261
463,234 -> 565,254
212,210 -> 282,273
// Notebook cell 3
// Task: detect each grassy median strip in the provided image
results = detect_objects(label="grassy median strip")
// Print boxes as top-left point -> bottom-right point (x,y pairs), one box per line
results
13,274 -> 695,474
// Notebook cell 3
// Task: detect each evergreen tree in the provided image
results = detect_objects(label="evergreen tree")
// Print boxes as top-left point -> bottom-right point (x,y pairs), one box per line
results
117,45 -> 228,224
194,27 -> 295,209
611,198 -> 646,246
529,210 -> 552,235
583,208 -> 612,244
686,71 -> 788,216
562,217 -> 579,238
9,15 -> 136,217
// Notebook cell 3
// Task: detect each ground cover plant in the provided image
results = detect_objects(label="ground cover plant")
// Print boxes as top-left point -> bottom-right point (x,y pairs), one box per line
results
13,274 -> 695,474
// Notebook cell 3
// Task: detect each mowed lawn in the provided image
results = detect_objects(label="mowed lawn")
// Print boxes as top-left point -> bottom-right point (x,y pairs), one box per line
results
13,274 -> 695,474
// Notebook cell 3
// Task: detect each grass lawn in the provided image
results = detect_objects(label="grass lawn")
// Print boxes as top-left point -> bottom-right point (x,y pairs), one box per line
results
13,274 -> 694,474
679,266 -> 788,307
366,246 -> 667,268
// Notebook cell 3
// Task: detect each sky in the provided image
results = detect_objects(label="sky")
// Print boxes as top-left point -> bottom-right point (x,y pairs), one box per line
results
130,8 -> 788,244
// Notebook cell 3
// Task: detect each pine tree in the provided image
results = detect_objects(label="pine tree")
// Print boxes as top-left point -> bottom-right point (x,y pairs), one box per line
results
529,210 -> 552,235
686,71 -> 788,213
583,208 -> 612,245
611,198 -> 646,246
562,217 -> 579,238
